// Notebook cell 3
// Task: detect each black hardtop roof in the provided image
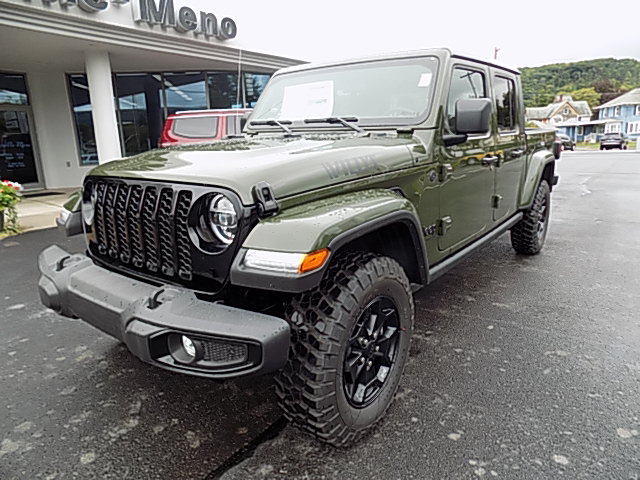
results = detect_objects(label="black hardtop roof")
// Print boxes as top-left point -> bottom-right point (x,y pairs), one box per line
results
275,48 -> 520,76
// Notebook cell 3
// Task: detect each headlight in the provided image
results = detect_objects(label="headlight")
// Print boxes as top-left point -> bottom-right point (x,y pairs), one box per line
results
82,189 -> 95,224
196,193 -> 238,246
243,248 -> 330,274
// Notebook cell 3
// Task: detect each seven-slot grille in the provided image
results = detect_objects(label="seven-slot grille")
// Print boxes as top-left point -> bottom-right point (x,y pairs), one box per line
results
87,179 -> 194,282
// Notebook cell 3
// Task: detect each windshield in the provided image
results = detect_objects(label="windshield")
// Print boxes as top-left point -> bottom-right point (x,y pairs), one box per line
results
250,56 -> 439,128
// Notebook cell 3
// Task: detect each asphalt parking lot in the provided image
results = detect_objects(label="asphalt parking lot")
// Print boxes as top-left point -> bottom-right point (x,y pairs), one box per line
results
1,151 -> 639,479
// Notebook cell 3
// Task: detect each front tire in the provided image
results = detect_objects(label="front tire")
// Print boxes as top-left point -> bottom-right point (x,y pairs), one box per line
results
276,252 -> 414,447
511,180 -> 551,255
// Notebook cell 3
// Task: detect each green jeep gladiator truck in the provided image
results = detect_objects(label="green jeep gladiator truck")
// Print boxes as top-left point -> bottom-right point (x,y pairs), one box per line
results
39,49 -> 560,446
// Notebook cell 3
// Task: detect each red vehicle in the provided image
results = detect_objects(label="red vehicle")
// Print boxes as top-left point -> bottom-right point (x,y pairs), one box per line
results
159,109 -> 252,147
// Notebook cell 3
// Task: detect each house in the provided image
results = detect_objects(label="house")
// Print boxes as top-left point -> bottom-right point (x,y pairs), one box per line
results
525,95 -> 593,125
594,88 -> 640,139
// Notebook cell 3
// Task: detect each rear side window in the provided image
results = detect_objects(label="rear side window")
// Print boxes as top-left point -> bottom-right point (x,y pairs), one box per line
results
172,116 -> 219,138
494,75 -> 517,132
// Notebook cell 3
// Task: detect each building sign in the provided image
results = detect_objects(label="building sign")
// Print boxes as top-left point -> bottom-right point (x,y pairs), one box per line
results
27,0 -> 237,40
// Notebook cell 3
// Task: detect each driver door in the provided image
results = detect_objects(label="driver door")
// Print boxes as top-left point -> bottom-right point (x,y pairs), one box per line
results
437,64 -> 495,253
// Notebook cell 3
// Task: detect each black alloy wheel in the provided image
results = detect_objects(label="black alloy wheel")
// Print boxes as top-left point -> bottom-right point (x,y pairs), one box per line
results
343,296 -> 400,408
536,196 -> 548,242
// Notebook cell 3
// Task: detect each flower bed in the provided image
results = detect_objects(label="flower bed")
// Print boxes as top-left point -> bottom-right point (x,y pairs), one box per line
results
0,180 -> 23,233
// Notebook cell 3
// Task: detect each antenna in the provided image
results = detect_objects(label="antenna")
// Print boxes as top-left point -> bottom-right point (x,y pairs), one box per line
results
494,47 -> 500,61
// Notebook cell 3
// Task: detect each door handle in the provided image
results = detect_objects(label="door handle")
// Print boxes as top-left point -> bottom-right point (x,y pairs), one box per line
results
481,155 -> 499,166
439,163 -> 453,182
510,149 -> 524,158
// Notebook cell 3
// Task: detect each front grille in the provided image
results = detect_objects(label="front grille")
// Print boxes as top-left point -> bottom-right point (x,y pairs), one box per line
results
202,340 -> 248,364
87,179 -> 194,283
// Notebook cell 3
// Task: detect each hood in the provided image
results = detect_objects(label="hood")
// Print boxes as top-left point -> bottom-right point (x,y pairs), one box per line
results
88,134 -> 419,205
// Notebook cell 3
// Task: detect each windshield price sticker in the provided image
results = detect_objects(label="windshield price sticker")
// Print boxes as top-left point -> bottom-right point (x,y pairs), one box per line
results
281,81 -> 335,120
418,72 -> 433,88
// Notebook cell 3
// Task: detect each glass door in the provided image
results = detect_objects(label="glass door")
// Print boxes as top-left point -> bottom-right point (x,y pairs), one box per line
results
0,105 -> 42,188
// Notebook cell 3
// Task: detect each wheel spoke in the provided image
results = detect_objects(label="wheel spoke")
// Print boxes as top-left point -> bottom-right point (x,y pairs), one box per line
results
343,295 -> 402,407
365,303 -> 381,336
344,351 -> 364,379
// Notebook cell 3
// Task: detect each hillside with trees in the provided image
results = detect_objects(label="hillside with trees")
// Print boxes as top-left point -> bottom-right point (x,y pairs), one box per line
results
520,58 -> 640,109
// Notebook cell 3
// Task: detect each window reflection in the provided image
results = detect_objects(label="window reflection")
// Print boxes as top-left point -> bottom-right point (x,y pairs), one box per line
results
207,72 -> 240,109
68,74 -> 98,166
0,72 -> 29,105
115,73 -> 163,155
162,72 -> 207,115
67,70 -> 273,161
244,73 -> 271,107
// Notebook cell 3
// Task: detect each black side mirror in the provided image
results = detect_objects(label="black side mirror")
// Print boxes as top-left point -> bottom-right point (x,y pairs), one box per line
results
455,98 -> 492,134
443,98 -> 492,147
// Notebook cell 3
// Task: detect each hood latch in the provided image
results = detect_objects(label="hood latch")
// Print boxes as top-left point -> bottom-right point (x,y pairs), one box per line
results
252,181 -> 279,217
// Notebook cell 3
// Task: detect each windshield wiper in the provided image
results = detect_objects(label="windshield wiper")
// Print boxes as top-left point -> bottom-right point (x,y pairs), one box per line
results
304,116 -> 365,133
248,119 -> 293,134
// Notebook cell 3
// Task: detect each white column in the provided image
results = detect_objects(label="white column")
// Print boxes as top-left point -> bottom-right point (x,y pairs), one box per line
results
85,50 -> 121,164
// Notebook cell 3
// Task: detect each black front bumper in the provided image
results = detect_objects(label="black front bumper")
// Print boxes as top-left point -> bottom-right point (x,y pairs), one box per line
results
38,245 -> 290,379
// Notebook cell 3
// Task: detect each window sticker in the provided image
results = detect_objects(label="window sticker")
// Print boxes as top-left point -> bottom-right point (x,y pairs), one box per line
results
281,81 -> 334,119
418,72 -> 433,88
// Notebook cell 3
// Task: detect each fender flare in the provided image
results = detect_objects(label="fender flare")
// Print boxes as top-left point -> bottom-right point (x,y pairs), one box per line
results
519,150 -> 555,209
230,189 -> 428,292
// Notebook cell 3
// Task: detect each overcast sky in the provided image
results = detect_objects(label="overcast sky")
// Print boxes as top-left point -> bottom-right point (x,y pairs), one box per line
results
196,0 -> 639,69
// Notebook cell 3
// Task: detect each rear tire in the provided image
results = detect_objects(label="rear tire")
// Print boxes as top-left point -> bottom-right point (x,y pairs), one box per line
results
276,252 -> 414,447
511,180 -> 551,255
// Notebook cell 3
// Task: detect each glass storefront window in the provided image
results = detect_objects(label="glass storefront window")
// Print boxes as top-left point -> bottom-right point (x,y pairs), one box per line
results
115,73 -> 164,155
244,73 -> 271,107
65,70 -> 273,162
68,74 -> 98,166
162,73 -> 207,115
0,72 -> 29,105
207,72 -> 241,109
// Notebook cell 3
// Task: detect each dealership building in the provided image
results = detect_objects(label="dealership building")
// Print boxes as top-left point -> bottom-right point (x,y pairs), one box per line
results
0,0 -> 300,190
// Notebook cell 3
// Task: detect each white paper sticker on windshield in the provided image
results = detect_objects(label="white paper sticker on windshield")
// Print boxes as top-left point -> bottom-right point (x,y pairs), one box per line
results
418,73 -> 433,88
281,81 -> 334,119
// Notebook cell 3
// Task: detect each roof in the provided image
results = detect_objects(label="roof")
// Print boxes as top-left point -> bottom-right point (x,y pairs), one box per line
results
554,118 -> 619,127
595,88 -> 640,109
526,99 -> 592,120
275,48 -> 520,76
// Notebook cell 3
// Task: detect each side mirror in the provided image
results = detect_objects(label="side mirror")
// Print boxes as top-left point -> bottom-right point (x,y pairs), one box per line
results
443,98 -> 492,147
455,98 -> 492,135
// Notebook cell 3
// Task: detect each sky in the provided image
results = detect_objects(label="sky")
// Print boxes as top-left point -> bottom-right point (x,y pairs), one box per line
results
193,0 -> 640,69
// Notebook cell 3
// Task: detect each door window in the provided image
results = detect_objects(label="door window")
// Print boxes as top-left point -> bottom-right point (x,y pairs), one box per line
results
447,67 -> 486,132
494,76 -> 517,132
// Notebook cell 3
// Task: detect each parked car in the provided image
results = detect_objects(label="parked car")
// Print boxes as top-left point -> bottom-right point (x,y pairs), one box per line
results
44,49 -> 560,447
600,132 -> 628,150
159,109 -> 252,147
556,133 -> 575,151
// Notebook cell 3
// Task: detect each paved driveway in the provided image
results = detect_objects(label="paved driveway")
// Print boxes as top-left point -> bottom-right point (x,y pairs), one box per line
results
2,151 -> 639,479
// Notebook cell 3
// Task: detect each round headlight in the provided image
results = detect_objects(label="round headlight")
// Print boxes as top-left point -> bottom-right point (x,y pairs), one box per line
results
208,194 -> 238,245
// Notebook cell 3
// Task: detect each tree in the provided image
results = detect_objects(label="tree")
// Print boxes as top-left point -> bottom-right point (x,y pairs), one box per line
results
558,87 -> 601,110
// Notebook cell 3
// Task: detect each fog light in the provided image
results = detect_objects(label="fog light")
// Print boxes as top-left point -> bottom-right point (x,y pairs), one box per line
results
168,333 -> 204,364
182,335 -> 196,358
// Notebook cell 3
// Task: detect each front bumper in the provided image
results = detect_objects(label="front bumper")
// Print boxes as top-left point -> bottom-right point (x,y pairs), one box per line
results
38,245 -> 290,379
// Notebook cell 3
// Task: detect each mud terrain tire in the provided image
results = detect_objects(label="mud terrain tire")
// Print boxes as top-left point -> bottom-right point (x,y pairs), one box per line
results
511,180 -> 551,255
275,252 -> 414,447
